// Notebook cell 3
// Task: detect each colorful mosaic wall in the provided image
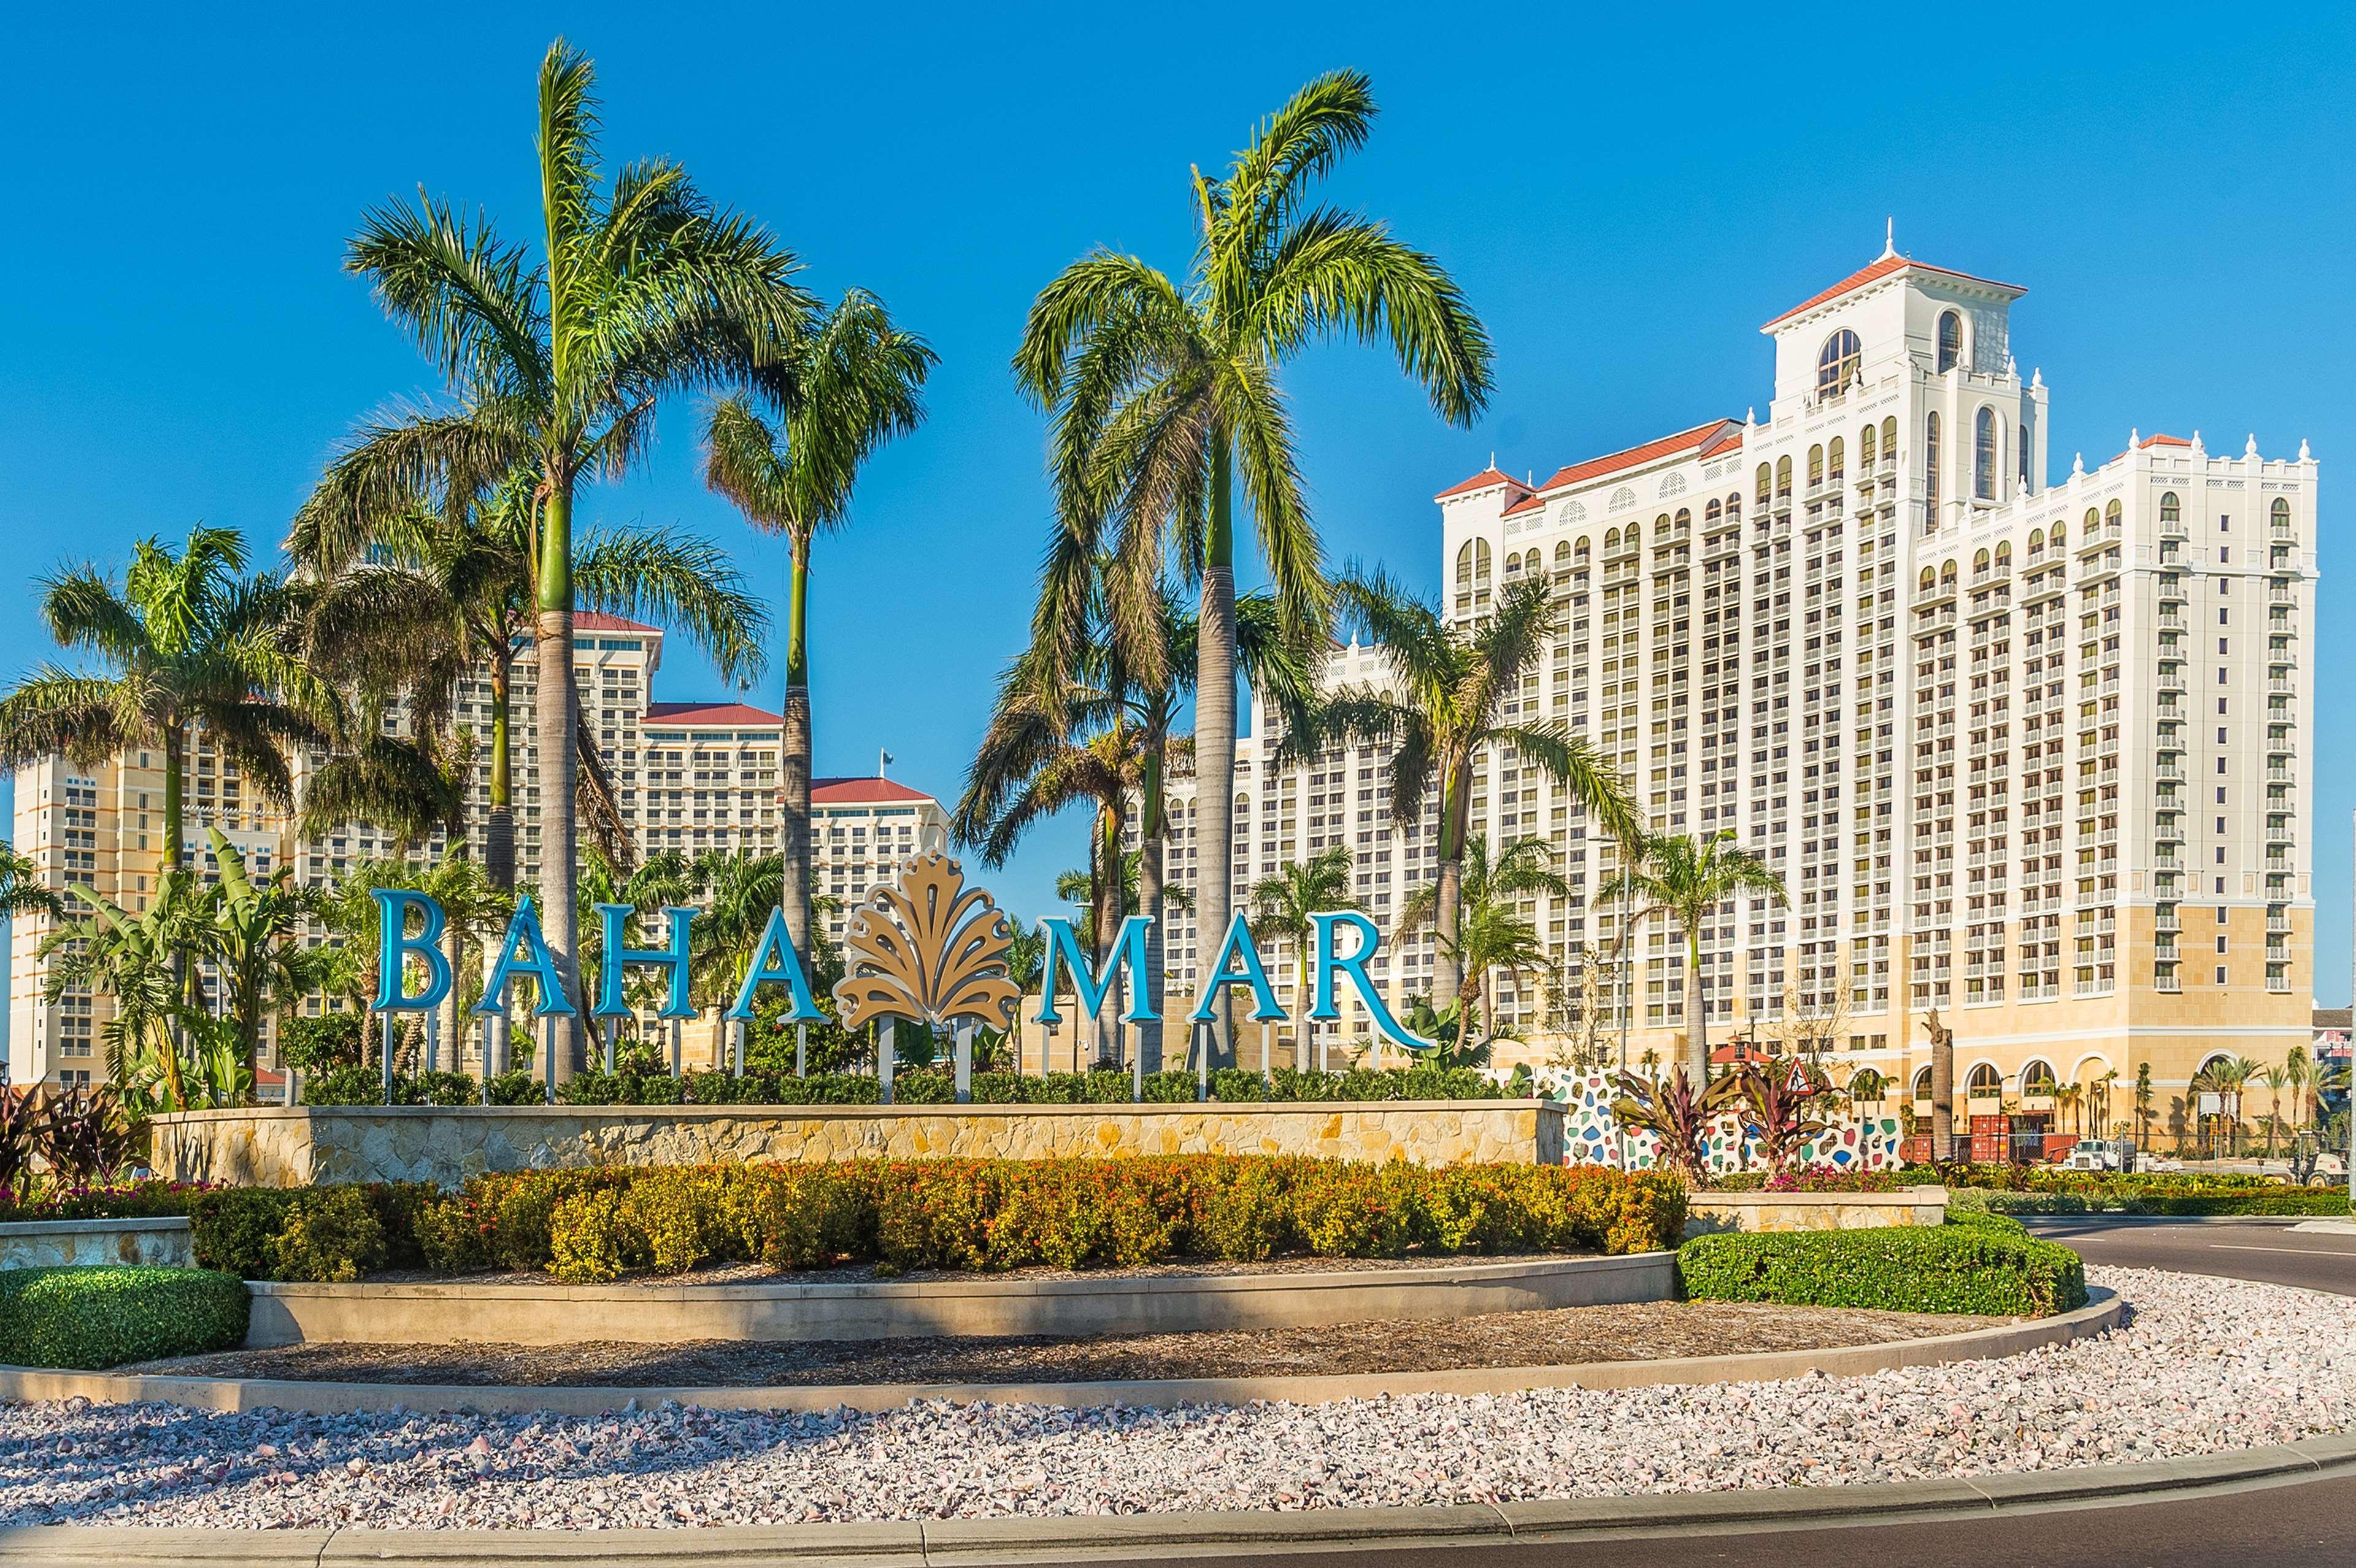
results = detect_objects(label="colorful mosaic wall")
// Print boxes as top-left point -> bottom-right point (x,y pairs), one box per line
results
1538,1069 -> 1903,1174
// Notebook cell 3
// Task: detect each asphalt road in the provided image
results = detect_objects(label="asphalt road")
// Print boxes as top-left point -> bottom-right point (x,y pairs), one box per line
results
1095,1220 -> 2356,1568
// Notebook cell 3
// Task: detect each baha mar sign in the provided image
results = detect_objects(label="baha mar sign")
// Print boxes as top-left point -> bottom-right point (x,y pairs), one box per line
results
370,851 -> 1429,1070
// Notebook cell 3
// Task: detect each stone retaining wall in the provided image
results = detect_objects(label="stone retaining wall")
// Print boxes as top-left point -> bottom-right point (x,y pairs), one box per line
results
150,1100 -> 1566,1189
0,1216 -> 193,1269
1683,1186 -> 1949,1237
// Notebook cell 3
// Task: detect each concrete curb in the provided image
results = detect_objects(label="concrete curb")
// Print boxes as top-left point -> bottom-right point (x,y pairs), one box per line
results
1,1426 -> 2350,1564
242,1251 -> 1677,1349
0,1290 -> 2125,1418
2017,1213 -> 2337,1228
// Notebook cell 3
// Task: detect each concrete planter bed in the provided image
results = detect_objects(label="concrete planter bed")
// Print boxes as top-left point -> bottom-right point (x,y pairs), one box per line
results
0,1287 -> 2125,1418
1684,1185 -> 1949,1236
149,1099 -> 1566,1188
241,1251 -> 1674,1348
0,1216 -> 192,1270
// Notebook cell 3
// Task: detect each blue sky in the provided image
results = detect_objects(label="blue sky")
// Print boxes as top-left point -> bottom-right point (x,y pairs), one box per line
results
3,4 -> 2350,999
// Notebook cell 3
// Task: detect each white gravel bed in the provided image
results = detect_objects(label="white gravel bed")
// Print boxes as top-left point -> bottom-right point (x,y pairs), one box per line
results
0,1266 -> 2347,1530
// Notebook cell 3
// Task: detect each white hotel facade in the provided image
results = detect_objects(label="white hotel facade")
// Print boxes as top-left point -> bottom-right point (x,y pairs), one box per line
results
1161,242 -> 2317,1123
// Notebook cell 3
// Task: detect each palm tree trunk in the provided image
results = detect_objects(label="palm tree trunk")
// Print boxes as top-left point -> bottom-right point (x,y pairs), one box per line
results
440,915 -> 465,1076
1684,928 -> 1707,1084
1195,432 -> 1239,1069
1432,771 -> 1466,1009
779,536 -> 814,958
1092,806 -> 1120,1069
536,486 -> 582,1085
1928,1010 -> 1955,1161
1137,742 -> 1165,1074
485,650 -> 515,890
157,718 -> 190,1109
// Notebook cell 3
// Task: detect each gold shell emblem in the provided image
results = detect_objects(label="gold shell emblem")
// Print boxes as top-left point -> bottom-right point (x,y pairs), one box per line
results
833,851 -> 1023,1031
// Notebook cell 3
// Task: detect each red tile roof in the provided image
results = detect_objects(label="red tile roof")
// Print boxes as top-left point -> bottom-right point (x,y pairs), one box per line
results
2139,432 -> 2192,448
1761,255 -> 2025,330
1531,419 -> 1744,493
812,776 -> 937,805
642,701 -> 785,727
1500,492 -> 1547,517
1433,466 -> 1532,503
575,610 -> 660,632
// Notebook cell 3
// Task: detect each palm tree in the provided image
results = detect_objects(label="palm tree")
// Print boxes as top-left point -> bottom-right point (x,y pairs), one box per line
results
293,465 -> 770,891
1446,896 -> 1553,1063
0,845 -> 64,922
198,828 -> 320,1086
1250,846 -> 1358,1070
1314,566 -> 1633,1013
689,850 -> 785,1066
2134,1061 -> 2155,1150
2284,1045 -> 2312,1132
1015,71 -> 1493,1066
703,293 -> 935,964
1398,833 -> 1571,1051
1848,1066 -> 1888,1109
333,39 -> 810,1079
2261,1065 -> 2290,1156
0,526 -> 331,872
1600,829 -> 1788,1085
42,872 -> 211,1107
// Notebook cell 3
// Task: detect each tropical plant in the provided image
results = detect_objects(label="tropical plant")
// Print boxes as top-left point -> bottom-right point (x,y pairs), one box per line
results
702,293 -> 934,963
0,1088 -> 40,1199
2284,1044 -> 2312,1132
33,1085 -> 136,1185
1600,829 -> 1788,1085
1250,846 -> 1358,1069
41,873 -> 209,1107
1734,1059 -> 1833,1179
1015,71 -> 1493,1065
198,828 -> 320,1082
1611,1067 -> 1738,1183
2260,1066 -> 2290,1156
1396,832 -> 1571,1057
688,851 -> 786,1028
1847,1066 -> 1888,1107
330,37 -> 811,1080
0,526 -> 331,872
1315,567 -> 1633,1011
2134,1061 -> 2155,1150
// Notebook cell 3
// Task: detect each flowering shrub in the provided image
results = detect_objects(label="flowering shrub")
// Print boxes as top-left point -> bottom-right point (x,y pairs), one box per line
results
1704,1170 -> 1909,1193
0,1177 -> 217,1221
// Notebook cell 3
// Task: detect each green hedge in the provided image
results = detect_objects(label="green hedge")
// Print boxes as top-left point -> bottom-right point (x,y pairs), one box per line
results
1949,1185 -> 2352,1218
0,1266 -> 250,1369
304,1064 -> 1519,1109
1677,1223 -> 2087,1316
160,1158 -> 1682,1283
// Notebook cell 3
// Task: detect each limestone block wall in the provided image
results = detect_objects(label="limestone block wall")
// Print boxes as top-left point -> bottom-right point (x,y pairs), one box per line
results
0,1217 -> 194,1269
1682,1188 -> 1949,1237
150,1100 -> 1567,1189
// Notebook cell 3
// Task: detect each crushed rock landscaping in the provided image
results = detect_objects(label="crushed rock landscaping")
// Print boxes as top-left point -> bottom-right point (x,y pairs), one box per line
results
0,1266 -> 2347,1529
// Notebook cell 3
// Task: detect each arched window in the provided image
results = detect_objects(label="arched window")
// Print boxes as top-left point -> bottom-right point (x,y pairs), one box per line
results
1995,540 -> 2011,569
1918,566 -> 1936,594
1924,412 -> 1941,515
1552,540 -> 1573,577
1968,1063 -> 2002,1096
1817,328 -> 1861,398
1937,310 -> 1963,374
2272,496 -> 2291,533
1860,423 -> 1877,468
1912,1066 -> 1933,1101
1974,406 -> 1999,499
1774,455 -> 1793,498
2018,420 -> 2031,487
1626,521 -> 1643,548
1503,550 -> 1524,580
2028,528 -> 2044,556
2105,499 -> 2123,532
1574,536 -> 1592,562
1974,548 -> 1991,577
1454,541 -> 1475,588
2051,520 -> 2066,548
1807,444 -> 1825,486
1940,559 -> 1957,588
2022,1060 -> 2058,1096
1881,415 -> 1898,464
1603,528 -> 1619,553
1673,507 -> 1692,532
1704,498 -> 1722,523
2160,491 -> 2181,525
1725,491 -> 1742,520
1755,463 -> 1773,504
1828,435 -> 1845,480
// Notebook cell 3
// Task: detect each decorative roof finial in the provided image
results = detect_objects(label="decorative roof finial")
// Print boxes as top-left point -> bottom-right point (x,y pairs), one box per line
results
2190,429 -> 2204,458
2300,438 -> 2312,461
2246,432 -> 2260,458
2130,426 -> 2140,449
2072,452 -> 2085,477
2031,367 -> 2044,390
1882,217 -> 1896,259
1747,405 -> 1757,426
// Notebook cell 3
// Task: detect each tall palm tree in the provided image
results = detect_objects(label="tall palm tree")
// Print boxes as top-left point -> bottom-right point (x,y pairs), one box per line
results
1600,829 -> 1788,1085
294,461 -> 770,891
0,526 -> 332,872
1314,566 -> 1634,1010
2284,1045 -> 2312,1132
1250,846 -> 1358,1069
1447,896 -> 1553,1062
1015,71 -> 1493,1066
703,293 -> 935,961
334,39 -> 811,1078
1399,833 -> 1570,1051
690,850 -> 785,1066
42,872 -> 211,1107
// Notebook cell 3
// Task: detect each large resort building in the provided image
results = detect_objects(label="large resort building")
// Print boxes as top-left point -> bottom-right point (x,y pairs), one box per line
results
1161,239 -> 2318,1127
6,611 -> 947,1089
